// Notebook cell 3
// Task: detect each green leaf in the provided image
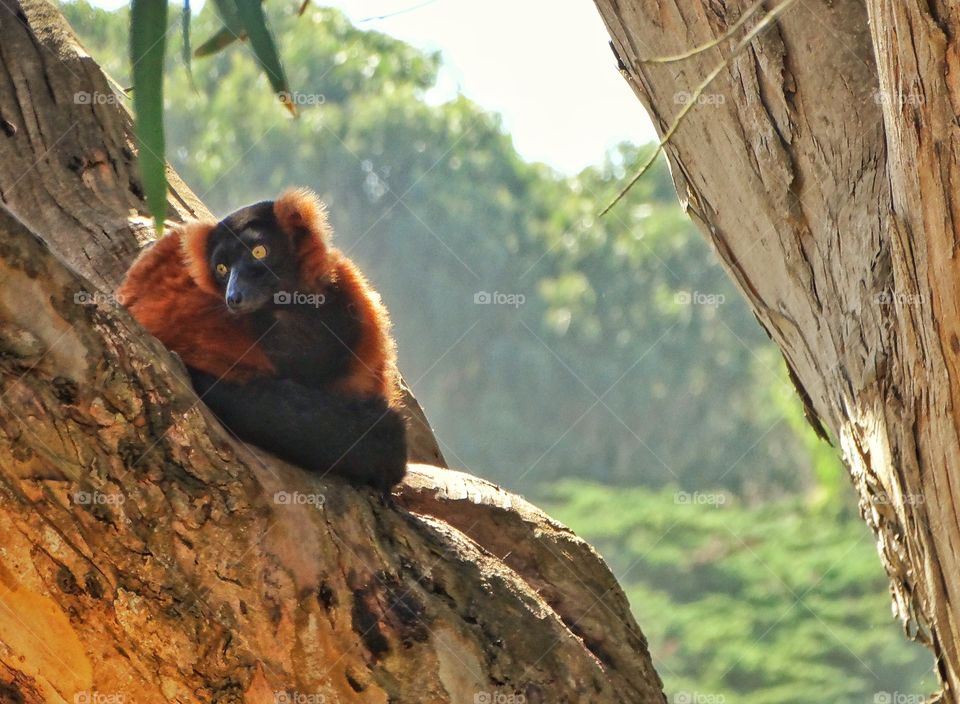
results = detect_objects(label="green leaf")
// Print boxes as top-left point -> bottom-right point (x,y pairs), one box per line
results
191,0 -> 292,113
209,0 -> 245,33
181,0 -> 199,91
231,0 -> 294,114
180,0 -> 192,74
193,24 -> 243,57
194,0 -> 245,57
130,0 -> 168,234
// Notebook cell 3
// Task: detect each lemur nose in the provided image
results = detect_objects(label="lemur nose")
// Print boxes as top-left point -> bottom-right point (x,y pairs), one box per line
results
227,291 -> 243,307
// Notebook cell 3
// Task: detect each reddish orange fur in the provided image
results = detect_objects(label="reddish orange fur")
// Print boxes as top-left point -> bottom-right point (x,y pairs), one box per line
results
118,189 -> 399,404
323,257 -> 398,402
117,226 -> 275,382
274,188 -> 333,287
273,189 -> 399,404
179,222 -> 221,295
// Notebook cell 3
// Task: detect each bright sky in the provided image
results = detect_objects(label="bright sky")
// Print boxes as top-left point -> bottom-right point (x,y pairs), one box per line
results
336,0 -> 657,173
91,0 -> 657,173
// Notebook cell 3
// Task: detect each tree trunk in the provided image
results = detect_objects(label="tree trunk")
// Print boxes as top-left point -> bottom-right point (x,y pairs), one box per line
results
594,0 -> 960,698
0,1 -> 665,701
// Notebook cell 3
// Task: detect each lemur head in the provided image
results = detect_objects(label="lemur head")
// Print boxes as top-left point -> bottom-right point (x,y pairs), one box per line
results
181,189 -> 332,314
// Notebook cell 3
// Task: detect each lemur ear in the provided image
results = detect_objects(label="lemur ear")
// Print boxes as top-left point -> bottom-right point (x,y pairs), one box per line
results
274,188 -> 333,286
179,221 -> 220,295
274,188 -> 331,242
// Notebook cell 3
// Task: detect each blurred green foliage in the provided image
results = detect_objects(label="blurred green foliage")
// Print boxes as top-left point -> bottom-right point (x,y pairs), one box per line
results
62,0 -> 824,498
546,482 -> 933,703
60,1 -> 933,699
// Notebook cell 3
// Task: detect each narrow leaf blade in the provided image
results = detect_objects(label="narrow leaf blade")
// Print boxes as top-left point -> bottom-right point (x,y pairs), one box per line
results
130,0 -> 169,233
194,25 -> 244,57
181,0 -> 194,80
209,0 -> 245,33
230,0 -> 293,112
195,0 -> 246,57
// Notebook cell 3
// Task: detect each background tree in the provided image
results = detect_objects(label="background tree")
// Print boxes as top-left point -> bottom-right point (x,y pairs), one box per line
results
61,0 -> 823,498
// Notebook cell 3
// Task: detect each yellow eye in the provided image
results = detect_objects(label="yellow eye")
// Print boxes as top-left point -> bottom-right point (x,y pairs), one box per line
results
251,245 -> 268,260
216,263 -> 228,275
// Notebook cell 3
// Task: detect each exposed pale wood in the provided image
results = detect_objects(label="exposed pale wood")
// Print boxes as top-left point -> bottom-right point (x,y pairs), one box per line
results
594,0 -> 959,698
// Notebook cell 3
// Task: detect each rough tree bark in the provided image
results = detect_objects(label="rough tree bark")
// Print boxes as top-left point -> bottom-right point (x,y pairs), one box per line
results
0,1 -> 665,701
594,0 -> 960,699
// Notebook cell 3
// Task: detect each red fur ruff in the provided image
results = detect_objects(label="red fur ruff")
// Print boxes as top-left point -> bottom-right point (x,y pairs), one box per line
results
118,189 -> 398,402
117,227 -> 274,382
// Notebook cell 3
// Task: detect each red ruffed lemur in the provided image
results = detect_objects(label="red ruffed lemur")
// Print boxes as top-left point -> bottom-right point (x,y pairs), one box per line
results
117,188 -> 406,492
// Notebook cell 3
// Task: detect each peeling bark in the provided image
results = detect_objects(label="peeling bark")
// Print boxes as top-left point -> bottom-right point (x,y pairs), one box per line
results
594,0 -> 960,698
0,1 -> 664,701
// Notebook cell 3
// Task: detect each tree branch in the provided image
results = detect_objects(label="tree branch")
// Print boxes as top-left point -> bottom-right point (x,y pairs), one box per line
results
0,0 -> 664,699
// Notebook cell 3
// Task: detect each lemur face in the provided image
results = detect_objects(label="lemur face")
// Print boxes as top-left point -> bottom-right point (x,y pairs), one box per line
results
207,202 -> 300,314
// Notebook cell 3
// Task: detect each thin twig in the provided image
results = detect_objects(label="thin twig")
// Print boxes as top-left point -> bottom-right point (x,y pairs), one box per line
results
641,0 -> 769,64
359,0 -> 442,23
601,0 -> 799,216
